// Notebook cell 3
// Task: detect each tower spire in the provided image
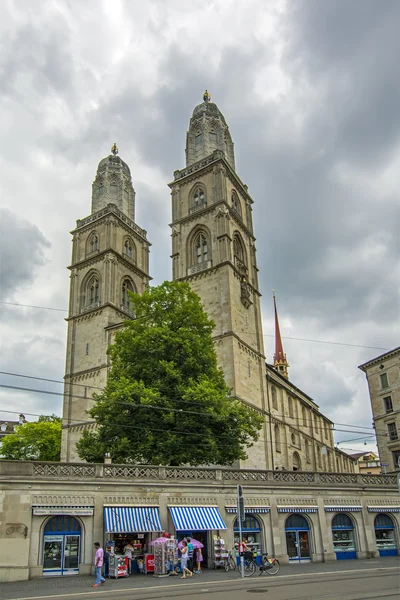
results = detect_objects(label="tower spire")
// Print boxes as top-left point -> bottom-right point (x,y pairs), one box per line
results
273,291 -> 289,379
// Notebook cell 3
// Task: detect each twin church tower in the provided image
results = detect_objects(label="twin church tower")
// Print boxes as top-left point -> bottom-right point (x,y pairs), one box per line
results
61,92 -> 290,469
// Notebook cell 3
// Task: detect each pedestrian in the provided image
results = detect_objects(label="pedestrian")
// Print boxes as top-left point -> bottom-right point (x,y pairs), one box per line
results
179,540 -> 193,579
124,541 -> 134,575
194,546 -> 203,573
92,542 -> 105,587
103,546 -> 111,578
238,537 -> 250,553
187,536 -> 194,570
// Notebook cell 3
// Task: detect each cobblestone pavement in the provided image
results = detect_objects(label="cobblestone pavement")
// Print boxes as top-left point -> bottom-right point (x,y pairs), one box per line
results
0,557 -> 399,600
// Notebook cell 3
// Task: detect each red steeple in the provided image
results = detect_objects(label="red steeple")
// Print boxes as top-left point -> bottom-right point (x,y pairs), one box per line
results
273,291 -> 289,379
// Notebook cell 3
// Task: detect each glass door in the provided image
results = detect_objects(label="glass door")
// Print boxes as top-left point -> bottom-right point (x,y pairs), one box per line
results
286,531 -> 298,559
298,531 -> 310,559
43,535 -> 63,574
63,535 -> 80,573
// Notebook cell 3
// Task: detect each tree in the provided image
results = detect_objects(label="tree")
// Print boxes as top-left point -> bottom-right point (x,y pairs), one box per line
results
77,281 -> 263,465
0,415 -> 62,461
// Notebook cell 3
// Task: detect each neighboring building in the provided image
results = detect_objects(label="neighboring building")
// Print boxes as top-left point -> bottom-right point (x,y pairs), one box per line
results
359,347 -> 400,474
60,145 -> 151,462
0,460 -> 399,582
169,92 -> 355,473
0,415 -> 27,440
350,451 -> 381,475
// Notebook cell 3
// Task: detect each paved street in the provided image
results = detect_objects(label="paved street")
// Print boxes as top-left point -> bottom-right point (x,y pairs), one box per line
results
0,558 -> 399,600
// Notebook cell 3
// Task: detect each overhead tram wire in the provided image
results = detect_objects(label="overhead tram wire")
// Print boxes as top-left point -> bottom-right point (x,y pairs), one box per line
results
0,372 -> 381,432
0,408 -> 378,453
0,302 -> 390,351
0,384 -> 389,439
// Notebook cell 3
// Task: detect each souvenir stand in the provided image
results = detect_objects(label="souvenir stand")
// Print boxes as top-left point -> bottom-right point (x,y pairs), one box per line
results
108,546 -> 128,578
213,535 -> 228,569
167,538 -> 178,573
152,539 -> 170,577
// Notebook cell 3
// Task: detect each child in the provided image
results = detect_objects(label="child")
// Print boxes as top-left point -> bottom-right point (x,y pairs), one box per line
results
194,546 -> 203,573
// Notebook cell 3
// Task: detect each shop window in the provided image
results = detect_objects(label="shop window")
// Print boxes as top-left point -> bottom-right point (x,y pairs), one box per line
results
380,373 -> 389,389
387,422 -> 398,442
234,513 -> 262,557
374,512 -> 397,556
332,513 -> 356,560
271,385 -> 278,410
383,396 -> 393,413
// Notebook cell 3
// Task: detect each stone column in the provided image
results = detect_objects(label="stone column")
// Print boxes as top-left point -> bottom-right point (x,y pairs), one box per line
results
316,499 -> 336,562
269,498 -> 288,564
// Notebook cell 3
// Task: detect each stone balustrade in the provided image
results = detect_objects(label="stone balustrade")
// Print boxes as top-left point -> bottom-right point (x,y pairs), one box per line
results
0,461 -> 397,488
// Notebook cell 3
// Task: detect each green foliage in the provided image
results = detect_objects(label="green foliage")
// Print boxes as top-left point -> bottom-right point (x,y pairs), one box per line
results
77,281 -> 263,466
0,416 -> 62,461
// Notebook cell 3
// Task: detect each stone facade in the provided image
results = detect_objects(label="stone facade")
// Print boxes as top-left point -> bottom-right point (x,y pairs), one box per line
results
359,347 -> 400,473
61,153 -> 151,462
0,460 -> 399,582
169,98 -> 355,474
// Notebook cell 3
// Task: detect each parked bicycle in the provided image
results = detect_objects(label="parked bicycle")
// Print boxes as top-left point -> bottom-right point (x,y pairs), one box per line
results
223,550 -> 237,572
242,551 -> 280,577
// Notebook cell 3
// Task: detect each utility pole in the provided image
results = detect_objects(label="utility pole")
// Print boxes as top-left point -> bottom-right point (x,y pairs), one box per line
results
237,484 -> 245,578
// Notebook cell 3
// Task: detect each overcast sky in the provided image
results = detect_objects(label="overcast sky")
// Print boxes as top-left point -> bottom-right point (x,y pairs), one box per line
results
1,0 -> 399,456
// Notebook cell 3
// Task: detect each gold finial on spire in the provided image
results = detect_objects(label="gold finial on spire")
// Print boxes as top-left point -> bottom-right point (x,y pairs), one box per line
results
111,142 -> 118,156
203,89 -> 211,103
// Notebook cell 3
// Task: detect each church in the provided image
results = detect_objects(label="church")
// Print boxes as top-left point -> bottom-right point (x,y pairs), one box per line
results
61,92 -> 354,474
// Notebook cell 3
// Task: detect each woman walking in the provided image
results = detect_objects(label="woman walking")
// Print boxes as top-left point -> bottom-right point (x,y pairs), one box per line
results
180,540 -> 193,579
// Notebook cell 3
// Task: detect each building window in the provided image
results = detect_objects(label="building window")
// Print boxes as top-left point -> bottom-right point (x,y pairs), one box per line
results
195,133 -> 203,145
271,386 -> 278,410
288,396 -> 294,418
317,446 -> 322,468
302,406 -> 307,426
291,433 -> 296,445
324,423 -> 330,440
233,234 -> 246,271
89,234 -> 99,254
86,343 -> 89,355
193,187 -> 206,207
121,279 -> 134,310
195,232 -> 208,264
305,439 -> 311,463
209,131 -> 217,142
392,450 -> 400,470
124,239 -> 132,258
275,425 -> 281,453
89,277 -> 99,305
231,191 -> 242,216
380,373 -> 389,389
387,422 -> 398,442
383,396 -> 393,413
292,451 -> 301,471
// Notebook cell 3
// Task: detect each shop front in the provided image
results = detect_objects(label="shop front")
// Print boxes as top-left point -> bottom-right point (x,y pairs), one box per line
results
42,516 -> 82,576
168,506 -> 227,568
331,513 -> 357,560
227,508 -> 268,566
373,513 -> 398,557
284,514 -> 312,562
103,506 -> 163,575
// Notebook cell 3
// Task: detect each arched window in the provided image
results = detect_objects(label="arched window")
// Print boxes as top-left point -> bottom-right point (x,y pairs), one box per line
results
288,396 -> 294,418
285,514 -> 309,530
195,232 -> 208,264
88,276 -> 99,305
302,406 -> 307,426
88,233 -> 99,254
123,238 -> 136,261
374,514 -> 397,556
231,191 -> 242,216
233,233 -> 246,273
271,386 -> 278,410
44,516 -> 81,534
209,129 -> 217,143
293,452 -> 301,471
291,433 -> 296,445
275,425 -> 281,453
121,279 -> 134,311
193,186 -> 206,208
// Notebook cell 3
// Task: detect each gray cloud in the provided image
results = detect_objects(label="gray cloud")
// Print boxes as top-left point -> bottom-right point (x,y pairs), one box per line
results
0,0 -> 399,449
0,210 -> 50,300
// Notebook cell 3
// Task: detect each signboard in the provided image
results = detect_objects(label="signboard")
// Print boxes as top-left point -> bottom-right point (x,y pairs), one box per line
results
145,554 -> 155,573
381,463 -> 389,467
33,508 -> 94,516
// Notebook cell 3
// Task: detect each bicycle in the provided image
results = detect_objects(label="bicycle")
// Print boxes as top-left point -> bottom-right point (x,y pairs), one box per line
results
223,550 -> 237,572
241,551 -> 280,577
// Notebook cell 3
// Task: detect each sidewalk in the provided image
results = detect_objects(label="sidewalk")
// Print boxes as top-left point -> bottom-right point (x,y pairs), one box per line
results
1,557 -> 399,600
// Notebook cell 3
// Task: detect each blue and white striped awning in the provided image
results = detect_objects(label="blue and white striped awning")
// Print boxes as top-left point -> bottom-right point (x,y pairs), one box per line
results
367,506 -> 400,513
169,506 -> 227,531
104,507 -> 163,533
277,507 -> 318,514
325,506 -> 362,512
225,506 -> 270,514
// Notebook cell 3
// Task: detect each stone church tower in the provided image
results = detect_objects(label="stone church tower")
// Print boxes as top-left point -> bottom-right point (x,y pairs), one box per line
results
169,92 -> 271,469
61,146 -> 151,462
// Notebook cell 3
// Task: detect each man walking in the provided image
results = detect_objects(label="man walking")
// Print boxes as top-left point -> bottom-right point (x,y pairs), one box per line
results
92,542 -> 105,587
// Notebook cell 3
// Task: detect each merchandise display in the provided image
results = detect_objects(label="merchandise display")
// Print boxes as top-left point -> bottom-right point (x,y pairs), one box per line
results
213,535 -> 227,569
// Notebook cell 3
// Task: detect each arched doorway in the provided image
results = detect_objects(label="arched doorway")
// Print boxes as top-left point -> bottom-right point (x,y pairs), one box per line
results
43,516 -> 81,576
374,514 -> 398,557
285,514 -> 311,561
234,513 -> 263,565
331,513 -> 357,560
